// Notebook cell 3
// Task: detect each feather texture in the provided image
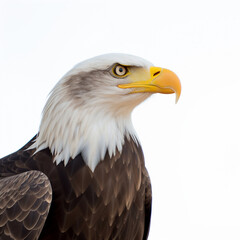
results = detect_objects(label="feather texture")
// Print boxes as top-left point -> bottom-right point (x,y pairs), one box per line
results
0,136 -> 151,240
0,170 -> 52,240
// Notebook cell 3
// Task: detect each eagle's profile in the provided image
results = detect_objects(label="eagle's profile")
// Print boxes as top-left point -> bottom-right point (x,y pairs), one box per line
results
0,54 -> 181,240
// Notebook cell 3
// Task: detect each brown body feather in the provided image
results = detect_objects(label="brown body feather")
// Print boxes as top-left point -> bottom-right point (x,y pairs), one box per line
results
0,136 -> 151,240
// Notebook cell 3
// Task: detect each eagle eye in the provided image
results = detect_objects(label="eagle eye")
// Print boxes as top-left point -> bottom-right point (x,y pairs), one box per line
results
113,64 -> 129,77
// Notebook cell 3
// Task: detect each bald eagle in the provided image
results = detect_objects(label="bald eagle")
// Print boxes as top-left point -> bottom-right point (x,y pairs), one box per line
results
0,54 -> 181,240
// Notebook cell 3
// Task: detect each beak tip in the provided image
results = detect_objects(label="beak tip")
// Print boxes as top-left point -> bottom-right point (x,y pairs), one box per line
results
175,92 -> 181,104
175,97 -> 179,104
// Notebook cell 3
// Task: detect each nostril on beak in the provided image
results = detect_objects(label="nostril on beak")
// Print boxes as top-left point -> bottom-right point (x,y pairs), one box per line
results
153,71 -> 160,77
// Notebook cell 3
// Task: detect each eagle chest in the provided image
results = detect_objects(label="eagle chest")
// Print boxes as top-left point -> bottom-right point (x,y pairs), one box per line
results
37,140 -> 146,239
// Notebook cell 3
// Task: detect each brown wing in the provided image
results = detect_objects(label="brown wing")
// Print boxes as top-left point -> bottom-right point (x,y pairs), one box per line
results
0,170 -> 52,240
142,168 -> 152,240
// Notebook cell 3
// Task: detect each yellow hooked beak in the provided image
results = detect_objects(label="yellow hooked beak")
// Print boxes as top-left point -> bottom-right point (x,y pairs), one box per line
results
118,66 -> 181,103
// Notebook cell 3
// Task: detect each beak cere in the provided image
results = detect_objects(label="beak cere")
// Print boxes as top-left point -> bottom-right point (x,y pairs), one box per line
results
118,66 -> 181,103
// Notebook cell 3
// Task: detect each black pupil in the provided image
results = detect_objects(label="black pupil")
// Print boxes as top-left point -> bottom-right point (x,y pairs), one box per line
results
115,65 -> 126,76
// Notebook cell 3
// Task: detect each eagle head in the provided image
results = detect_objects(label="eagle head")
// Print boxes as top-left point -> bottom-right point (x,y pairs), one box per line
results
31,53 -> 181,171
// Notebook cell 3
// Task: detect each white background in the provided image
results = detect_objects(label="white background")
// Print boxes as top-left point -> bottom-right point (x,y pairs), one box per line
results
1,0 -> 240,239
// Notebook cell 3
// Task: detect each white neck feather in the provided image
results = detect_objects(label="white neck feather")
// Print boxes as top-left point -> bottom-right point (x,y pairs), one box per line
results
30,82 -> 140,171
